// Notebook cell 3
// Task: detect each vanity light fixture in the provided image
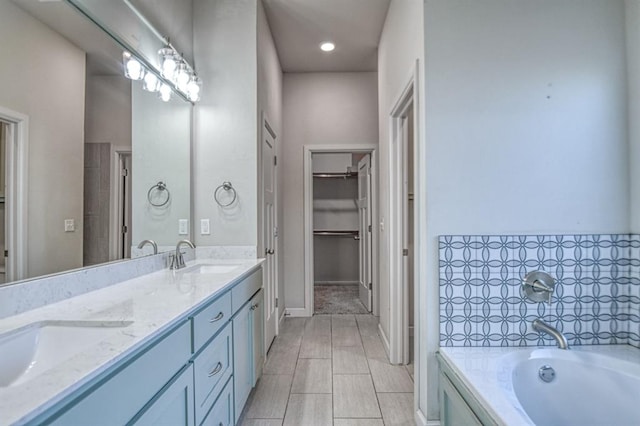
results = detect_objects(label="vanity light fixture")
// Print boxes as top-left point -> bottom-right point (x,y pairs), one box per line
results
320,42 -> 335,52
122,45 -> 202,103
123,51 -> 145,80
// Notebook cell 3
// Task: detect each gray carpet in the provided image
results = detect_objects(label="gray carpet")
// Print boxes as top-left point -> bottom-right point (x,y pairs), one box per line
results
314,284 -> 369,314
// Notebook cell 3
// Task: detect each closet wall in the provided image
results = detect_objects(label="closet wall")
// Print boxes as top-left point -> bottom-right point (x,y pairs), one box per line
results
313,153 -> 359,285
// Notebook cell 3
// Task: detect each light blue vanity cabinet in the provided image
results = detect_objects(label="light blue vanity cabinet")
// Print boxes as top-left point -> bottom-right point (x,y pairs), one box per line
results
232,288 -> 264,424
29,266 -> 263,426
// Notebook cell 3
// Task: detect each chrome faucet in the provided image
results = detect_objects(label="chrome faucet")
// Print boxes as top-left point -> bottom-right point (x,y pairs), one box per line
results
137,239 -> 158,255
532,319 -> 569,350
170,239 -> 196,270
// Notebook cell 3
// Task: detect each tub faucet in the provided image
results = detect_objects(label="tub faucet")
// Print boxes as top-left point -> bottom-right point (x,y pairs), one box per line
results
137,239 -> 158,255
170,239 -> 196,270
532,319 -> 569,350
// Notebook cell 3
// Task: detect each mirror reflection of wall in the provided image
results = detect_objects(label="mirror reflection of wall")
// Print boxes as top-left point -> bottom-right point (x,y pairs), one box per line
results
132,86 -> 191,253
0,0 -> 193,286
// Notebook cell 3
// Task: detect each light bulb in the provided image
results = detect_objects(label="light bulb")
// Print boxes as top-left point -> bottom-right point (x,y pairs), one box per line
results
176,63 -> 191,92
187,76 -> 202,102
158,47 -> 177,81
320,42 -> 335,52
158,83 -> 172,102
143,72 -> 160,92
123,52 -> 145,80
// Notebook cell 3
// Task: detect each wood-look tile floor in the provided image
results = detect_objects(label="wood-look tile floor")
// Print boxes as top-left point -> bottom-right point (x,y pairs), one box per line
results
239,315 -> 415,426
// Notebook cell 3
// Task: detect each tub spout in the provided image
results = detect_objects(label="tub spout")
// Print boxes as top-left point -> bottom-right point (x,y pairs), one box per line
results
532,319 -> 569,350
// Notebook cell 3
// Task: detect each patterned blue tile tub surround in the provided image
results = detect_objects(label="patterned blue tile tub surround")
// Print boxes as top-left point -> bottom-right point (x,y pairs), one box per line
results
439,235 -> 640,347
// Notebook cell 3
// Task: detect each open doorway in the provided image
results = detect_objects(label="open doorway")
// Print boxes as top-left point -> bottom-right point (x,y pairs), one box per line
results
0,107 -> 28,284
303,146 -> 378,316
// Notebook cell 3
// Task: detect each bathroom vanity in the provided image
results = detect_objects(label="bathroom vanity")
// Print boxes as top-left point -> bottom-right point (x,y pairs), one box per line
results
0,259 -> 264,426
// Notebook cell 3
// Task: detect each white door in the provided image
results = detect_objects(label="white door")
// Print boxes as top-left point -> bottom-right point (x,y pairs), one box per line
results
358,154 -> 372,311
262,122 -> 277,351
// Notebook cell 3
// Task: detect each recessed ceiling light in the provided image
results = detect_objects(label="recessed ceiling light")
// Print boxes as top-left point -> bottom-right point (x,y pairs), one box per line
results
320,42 -> 335,52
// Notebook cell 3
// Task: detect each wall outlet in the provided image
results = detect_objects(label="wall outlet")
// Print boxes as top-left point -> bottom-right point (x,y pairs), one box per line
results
178,219 -> 189,235
200,219 -> 210,235
64,219 -> 75,232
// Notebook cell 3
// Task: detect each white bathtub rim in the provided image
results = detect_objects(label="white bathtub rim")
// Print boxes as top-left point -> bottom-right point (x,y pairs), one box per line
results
439,345 -> 640,426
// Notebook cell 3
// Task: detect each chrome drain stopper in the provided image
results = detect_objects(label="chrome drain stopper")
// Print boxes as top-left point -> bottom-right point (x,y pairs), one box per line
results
538,365 -> 556,383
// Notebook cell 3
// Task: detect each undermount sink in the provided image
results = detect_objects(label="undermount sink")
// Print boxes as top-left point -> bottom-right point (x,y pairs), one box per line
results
0,320 -> 132,387
184,263 -> 241,274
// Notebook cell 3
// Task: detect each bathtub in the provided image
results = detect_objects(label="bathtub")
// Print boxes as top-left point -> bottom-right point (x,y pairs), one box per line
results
438,345 -> 640,426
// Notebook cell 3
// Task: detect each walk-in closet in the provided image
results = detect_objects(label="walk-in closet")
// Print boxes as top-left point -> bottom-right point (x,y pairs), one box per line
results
312,152 -> 372,314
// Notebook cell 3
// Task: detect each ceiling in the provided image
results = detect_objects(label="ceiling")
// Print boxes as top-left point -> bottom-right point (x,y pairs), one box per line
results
262,0 -> 391,73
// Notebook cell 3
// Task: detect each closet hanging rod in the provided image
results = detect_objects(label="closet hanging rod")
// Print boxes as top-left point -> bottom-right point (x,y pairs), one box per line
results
313,230 -> 360,237
312,172 -> 357,179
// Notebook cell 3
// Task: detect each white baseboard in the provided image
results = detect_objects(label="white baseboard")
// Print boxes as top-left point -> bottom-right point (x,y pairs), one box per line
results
285,307 -> 310,317
378,323 -> 391,359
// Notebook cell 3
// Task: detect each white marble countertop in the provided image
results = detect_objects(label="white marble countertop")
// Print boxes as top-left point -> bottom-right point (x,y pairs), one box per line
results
438,345 -> 640,426
0,258 -> 263,426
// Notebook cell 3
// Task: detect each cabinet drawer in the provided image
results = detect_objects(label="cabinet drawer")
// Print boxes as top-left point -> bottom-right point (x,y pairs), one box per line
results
200,376 -> 233,426
193,323 -> 233,426
192,291 -> 231,352
231,268 -> 262,314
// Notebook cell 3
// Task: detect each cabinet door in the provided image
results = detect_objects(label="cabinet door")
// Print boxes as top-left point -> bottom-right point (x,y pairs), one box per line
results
130,364 -> 195,426
232,301 -> 252,424
251,289 -> 264,386
47,322 -> 191,426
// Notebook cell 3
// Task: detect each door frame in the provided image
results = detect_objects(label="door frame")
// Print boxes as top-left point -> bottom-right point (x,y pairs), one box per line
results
301,144 -> 378,317
109,146 -> 132,260
388,62 -> 420,365
0,106 -> 29,282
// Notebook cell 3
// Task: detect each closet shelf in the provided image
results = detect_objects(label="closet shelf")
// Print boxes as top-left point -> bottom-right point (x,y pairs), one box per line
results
312,172 -> 357,179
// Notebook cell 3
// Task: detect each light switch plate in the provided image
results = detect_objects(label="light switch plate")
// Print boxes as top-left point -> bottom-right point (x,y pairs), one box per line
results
200,219 -> 210,235
178,219 -> 188,235
64,219 -> 75,232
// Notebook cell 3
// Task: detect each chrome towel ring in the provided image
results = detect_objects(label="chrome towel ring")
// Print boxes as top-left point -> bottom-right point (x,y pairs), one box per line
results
147,181 -> 170,207
214,181 -> 237,207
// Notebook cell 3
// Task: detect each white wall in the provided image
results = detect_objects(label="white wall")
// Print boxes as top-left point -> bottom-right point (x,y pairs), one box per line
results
193,0 -> 258,246
132,86 -> 191,246
0,1 -> 85,278
422,0 -> 628,420
628,0 -> 640,232
282,72 -> 378,309
257,0 -> 284,306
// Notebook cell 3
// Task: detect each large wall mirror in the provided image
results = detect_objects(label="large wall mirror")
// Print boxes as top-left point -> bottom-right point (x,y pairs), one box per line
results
0,0 -> 193,286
